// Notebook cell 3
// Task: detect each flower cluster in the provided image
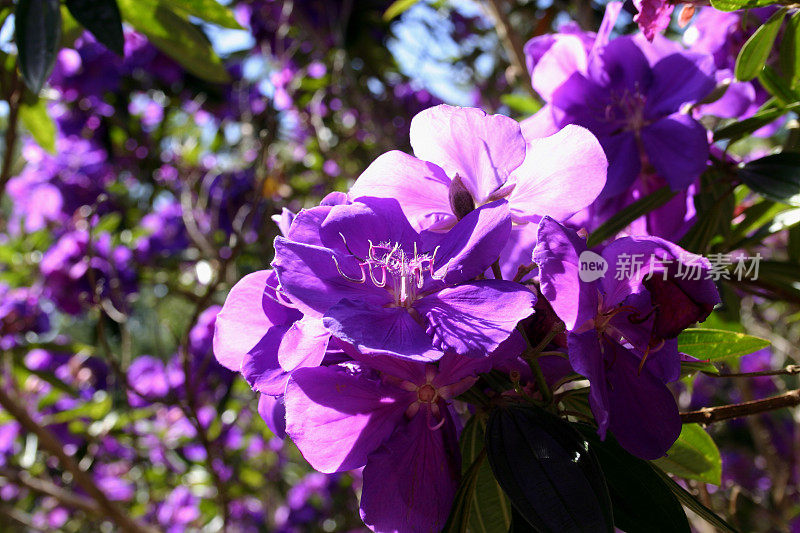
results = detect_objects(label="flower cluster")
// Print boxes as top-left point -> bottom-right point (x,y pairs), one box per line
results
215,101 -> 720,530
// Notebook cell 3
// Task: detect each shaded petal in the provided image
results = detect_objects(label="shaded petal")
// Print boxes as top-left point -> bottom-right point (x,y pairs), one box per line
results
273,238 -> 390,317
646,52 -> 716,118
508,125 -> 607,222
277,316 -> 330,372
285,205 -> 334,246
284,365 -> 411,473
409,105 -> 526,203
360,414 -> 460,533
319,198 -> 421,259
599,132 -> 641,199
414,280 -> 536,358
431,200 -> 512,285
498,221 -> 540,280
519,105 -> 561,139
566,331 -> 610,437
592,1 -> 623,52
641,114 -> 709,191
324,300 -> 443,362
530,35 -> 588,101
348,150 -> 454,232
242,325 -> 292,396
257,394 -> 286,439
587,36 -> 653,96
551,73 -> 614,135
533,217 -> 598,331
213,270 -> 299,372
605,341 -> 681,459
701,78 -> 756,119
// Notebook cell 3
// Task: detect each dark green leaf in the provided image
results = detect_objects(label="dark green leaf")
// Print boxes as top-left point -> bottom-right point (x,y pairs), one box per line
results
735,8 -> 788,81
443,446 -> 484,533
679,169 -> 735,254
160,0 -> 243,29
118,0 -> 230,83
711,0 -> 783,11
575,425 -> 690,533
15,0 -> 62,94
383,0 -> 419,21
586,186 -> 676,248
779,12 -> 800,85
65,0 -> 124,55
739,152 -> 800,206
679,359 -> 719,378
19,91 -> 56,153
653,467 -> 739,533
677,328 -> 770,361
459,415 -> 512,533
652,424 -> 722,486
485,405 -> 613,532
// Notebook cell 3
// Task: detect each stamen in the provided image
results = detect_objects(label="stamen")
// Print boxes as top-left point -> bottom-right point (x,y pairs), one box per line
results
368,264 -> 387,287
332,255 -> 366,283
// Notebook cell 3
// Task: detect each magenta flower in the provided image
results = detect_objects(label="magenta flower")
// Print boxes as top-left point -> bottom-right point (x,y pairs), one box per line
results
525,2 -> 715,200
273,196 -> 537,362
349,104 -> 607,277
633,0 -> 674,41
534,217 -> 720,459
284,351 -> 509,532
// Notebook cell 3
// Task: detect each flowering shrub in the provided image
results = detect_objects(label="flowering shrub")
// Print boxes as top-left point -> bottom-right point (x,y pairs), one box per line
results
1,0 -> 800,531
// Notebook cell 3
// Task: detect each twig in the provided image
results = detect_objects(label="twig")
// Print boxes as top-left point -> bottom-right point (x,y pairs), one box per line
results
702,365 -> 800,379
0,384 -> 154,532
0,67 -> 21,205
482,0 -> 538,98
681,389 -> 800,424
0,468 -> 102,516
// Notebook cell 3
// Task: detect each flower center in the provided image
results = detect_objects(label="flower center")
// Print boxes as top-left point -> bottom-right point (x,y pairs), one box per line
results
417,383 -> 437,403
332,237 -> 445,307
603,88 -> 648,134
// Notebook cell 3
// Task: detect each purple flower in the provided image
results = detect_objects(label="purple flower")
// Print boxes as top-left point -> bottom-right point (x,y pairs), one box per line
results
0,285 -> 51,349
633,0 -> 674,41
525,2 -> 715,199
284,351 -> 502,532
349,104 -> 607,277
157,486 -> 200,532
534,217 -> 720,459
273,196 -> 537,361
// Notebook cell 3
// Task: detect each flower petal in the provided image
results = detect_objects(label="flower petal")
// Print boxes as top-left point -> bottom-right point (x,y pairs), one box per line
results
508,125 -> 607,222
277,316 -> 330,372
324,300 -> 443,362
414,280 -> 536,358
646,52 -> 716,118
257,394 -> 286,439
242,325 -> 292,396
409,105 -> 526,203
359,414 -> 460,533
599,132 -> 641,199
529,35 -> 589,101
284,365 -> 411,473
641,114 -> 709,191
348,150 -> 454,232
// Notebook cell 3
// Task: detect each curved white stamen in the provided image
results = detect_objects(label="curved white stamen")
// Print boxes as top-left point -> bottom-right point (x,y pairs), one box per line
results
331,255 -> 366,283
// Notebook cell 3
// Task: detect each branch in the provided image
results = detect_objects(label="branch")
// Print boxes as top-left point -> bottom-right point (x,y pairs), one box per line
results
482,0 -> 538,99
702,365 -> 800,379
0,468 -> 102,516
0,385 -> 155,533
681,389 -> 800,424
0,67 -> 21,206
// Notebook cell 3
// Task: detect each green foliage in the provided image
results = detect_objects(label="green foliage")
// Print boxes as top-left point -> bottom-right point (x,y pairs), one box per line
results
779,12 -> 800,87
15,0 -> 62,94
586,186 -> 676,247
738,152 -> 800,206
735,8 -> 788,82
677,328 -> 771,360
383,0 -> 420,21
712,0 -> 786,12
118,0 -> 230,83
65,0 -> 125,55
654,467 -> 740,533
19,91 -> 56,153
652,424 -> 722,486
160,0 -> 243,29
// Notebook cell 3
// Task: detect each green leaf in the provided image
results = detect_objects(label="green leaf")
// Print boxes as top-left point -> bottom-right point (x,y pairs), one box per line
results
383,0 -> 419,21
459,415 -> 511,533
586,186 -> 676,247
443,447 -> 484,533
711,0 -> 783,11
65,0 -> 124,55
118,0 -> 230,83
19,92 -> 56,153
738,152 -> 800,206
779,12 -> 800,86
15,0 -> 62,94
679,169 -> 735,254
757,65 -> 800,104
652,424 -> 722,486
48,391 -> 112,424
713,102 -> 800,142
679,359 -> 719,378
735,8 -> 788,81
575,425 -> 690,533
653,467 -> 739,533
500,94 -> 542,117
160,0 -> 243,29
485,405 -> 613,532
677,328 -> 770,361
